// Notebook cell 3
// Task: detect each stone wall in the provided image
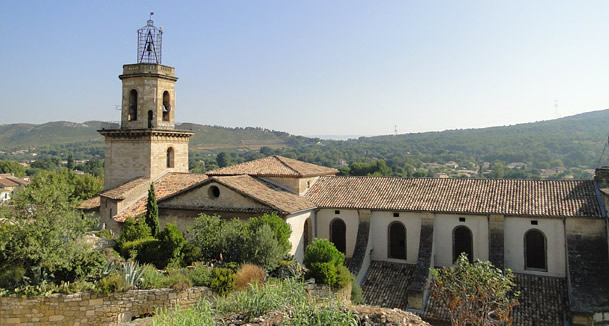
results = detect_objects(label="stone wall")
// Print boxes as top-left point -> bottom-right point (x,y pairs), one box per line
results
0,287 -> 212,325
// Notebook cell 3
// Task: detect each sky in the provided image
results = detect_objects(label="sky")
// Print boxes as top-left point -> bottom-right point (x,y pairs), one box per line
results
1,1 -> 609,137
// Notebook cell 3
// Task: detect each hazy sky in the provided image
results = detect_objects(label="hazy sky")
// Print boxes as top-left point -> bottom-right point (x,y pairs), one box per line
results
1,1 -> 609,136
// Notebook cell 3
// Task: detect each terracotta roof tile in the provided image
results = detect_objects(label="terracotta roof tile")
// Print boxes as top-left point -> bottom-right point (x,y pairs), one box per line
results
306,177 -> 602,218
100,177 -> 148,200
361,261 -> 416,310
206,155 -> 338,177
113,173 -> 207,222
79,196 -> 100,209
0,175 -> 28,188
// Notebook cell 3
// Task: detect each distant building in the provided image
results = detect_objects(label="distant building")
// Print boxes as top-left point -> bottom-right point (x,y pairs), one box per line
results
0,174 -> 29,204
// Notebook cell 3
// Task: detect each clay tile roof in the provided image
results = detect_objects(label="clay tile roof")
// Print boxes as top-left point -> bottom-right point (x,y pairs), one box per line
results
100,177 -> 148,200
79,196 -> 100,210
0,175 -> 28,188
305,177 -> 602,218
210,175 -> 317,214
113,173 -> 208,222
206,155 -> 339,178
361,261 -> 416,310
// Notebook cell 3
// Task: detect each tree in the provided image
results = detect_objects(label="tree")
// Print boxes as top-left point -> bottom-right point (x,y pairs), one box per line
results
216,152 -> 230,168
145,183 -> 160,237
249,213 -> 292,254
67,153 -> 74,170
427,253 -> 519,326
0,160 -> 26,177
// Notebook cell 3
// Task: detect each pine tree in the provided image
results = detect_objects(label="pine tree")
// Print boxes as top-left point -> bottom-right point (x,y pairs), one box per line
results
145,183 -> 160,237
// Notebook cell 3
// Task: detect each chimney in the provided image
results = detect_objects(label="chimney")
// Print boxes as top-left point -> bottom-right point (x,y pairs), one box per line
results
594,166 -> 609,187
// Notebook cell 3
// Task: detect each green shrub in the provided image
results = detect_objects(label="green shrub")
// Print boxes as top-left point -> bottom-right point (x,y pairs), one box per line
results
162,269 -> 193,292
97,272 -> 128,294
181,241 -> 202,267
186,263 -> 212,287
54,250 -> 107,283
219,219 -> 250,263
96,229 -> 114,240
270,260 -> 305,280
119,237 -> 160,261
157,224 -> 185,268
0,265 -> 26,290
244,224 -> 283,270
211,268 -> 236,295
335,265 -> 352,290
249,213 -> 292,254
303,239 -> 345,287
185,214 -> 225,262
118,217 -> 151,245
139,264 -> 165,289
351,277 -> 363,304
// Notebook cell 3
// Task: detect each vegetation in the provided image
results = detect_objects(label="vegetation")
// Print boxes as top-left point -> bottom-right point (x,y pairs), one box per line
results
303,239 -> 351,289
145,183 -> 160,237
210,268 -> 236,295
235,264 -> 266,290
0,160 -> 26,177
428,253 -> 519,326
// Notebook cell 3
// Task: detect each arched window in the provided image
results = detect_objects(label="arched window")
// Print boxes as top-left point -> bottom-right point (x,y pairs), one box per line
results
304,218 -> 312,248
330,218 -> 346,254
388,222 -> 406,259
525,229 -> 547,271
162,91 -> 171,121
166,147 -> 174,168
148,110 -> 153,128
453,226 -> 473,263
128,90 -> 138,121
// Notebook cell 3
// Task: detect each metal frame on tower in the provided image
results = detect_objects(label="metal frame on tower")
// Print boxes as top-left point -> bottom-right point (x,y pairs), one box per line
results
137,12 -> 163,64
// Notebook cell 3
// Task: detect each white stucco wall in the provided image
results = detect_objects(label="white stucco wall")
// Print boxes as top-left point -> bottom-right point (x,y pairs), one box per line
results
504,217 -> 566,277
317,209 -> 359,257
433,214 -> 489,267
285,210 -> 315,262
369,211 -> 423,264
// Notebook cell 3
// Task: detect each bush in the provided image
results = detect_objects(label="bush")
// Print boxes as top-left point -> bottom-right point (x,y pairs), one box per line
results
162,269 -> 193,292
185,214 -> 225,262
0,266 -> 26,290
186,263 -> 212,287
219,219 -> 250,263
270,260 -> 305,280
249,213 -> 292,254
119,237 -> 160,261
118,217 -> 151,245
96,229 -> 114,240
303,239 -> 344,287
351,278 -> 363,304
244,224 -> 283,270
97,272 -> 128,294
54,250 -> 107,283
211,268 -> 236,295
139,264 -> 165,289
235,264 -> 265,290
181,241 -> 202,267
335,265 -> 352,290
157,224 -> 185,268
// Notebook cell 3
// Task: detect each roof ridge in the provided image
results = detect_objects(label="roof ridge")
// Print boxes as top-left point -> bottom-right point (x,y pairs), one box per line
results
273,155 -> 303,176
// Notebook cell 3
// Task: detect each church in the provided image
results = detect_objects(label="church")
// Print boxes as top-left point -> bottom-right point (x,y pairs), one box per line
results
82,18 -> 609,325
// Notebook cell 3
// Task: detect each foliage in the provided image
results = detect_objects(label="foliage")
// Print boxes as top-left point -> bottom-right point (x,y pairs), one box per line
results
0,170 -> 97,286
287,298 -> 359,326
156,223 -> 185,268
139,264 -> 165,289
117,217 -> 151,246
249,213 -> 292,254
216,152 -> 231,167
123,261 -> 146,288
335,265 -> 352,290
118,237 -> 160,262
96,271 -> 128,294
0,160 -> 26,177
152,300 -> 215,326
53,250 -> 107,283
186,263 -> 213,287
270,260 -> 306,280
161,269 -> 193,292
96,228 -> 114,240
185,214 -> 225,261
0,265 -> 26,290
235,264 -> 266,290
210,267 -> 236,295
145,183 -> 160,237
350,278 -> 363,304
244,224 -> 284,270
303,239 -> 345,287
180,241 -> 202,267
428,253 -> 519,326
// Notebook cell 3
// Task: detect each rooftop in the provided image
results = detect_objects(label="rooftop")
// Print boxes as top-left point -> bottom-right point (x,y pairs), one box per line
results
206,155 -> 339,178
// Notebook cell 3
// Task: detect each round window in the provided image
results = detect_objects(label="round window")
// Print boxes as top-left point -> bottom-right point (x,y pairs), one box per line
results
208,185 -> 220,198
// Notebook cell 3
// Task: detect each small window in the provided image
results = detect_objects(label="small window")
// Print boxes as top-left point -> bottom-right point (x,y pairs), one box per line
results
531,220 -> 538,225
525,229 -> 547,271
393,212 -> 399,217
335,210 -> 340,215
166,147 -> 174,168
162,91 -> 171,121
128,89 -> 138,121
208,185 -> 220,198
459,217 -> 466,222
307,181 -> 311,188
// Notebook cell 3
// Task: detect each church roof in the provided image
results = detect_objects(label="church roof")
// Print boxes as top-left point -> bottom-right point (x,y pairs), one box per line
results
100,177 -> 149,200
206,155 -> 339,178
160,175 -> 317,215
305,176 -> 603,218
113,172 -> 208,222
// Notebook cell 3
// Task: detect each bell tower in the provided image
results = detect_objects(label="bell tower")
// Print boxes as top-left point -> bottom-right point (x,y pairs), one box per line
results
99,14 -> 193,190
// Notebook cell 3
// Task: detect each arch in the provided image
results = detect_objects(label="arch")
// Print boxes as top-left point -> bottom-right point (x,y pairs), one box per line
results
303,218 -> 313,248
330,218 -> 346,254
128,90 -> 138,121
525,229 -> 547,271
162,91 -> 171,121
453,225 -> 473,263
166,147 -> 174,168
388,221 -> 406,259
147,110 -> 153,128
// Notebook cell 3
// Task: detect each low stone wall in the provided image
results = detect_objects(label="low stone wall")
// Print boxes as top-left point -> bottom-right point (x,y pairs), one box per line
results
0,287 -> 212,325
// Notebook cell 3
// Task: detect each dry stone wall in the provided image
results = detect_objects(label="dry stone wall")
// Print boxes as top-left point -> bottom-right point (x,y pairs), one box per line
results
0,287 -> 212,325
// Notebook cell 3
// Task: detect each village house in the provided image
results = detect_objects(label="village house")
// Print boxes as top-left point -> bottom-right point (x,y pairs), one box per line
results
0,174 -> 29,204
81,18 -> 609,325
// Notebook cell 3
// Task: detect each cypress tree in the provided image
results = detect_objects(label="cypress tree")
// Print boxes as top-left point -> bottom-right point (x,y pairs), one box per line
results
145,183 -> 160,237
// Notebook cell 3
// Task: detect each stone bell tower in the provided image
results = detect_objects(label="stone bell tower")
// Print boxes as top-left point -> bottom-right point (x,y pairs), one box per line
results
99,14 -> 193,190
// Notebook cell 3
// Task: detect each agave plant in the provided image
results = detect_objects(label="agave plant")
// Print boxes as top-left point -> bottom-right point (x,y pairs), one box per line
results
100,261 -> 120,279
123,261 -> 146,289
